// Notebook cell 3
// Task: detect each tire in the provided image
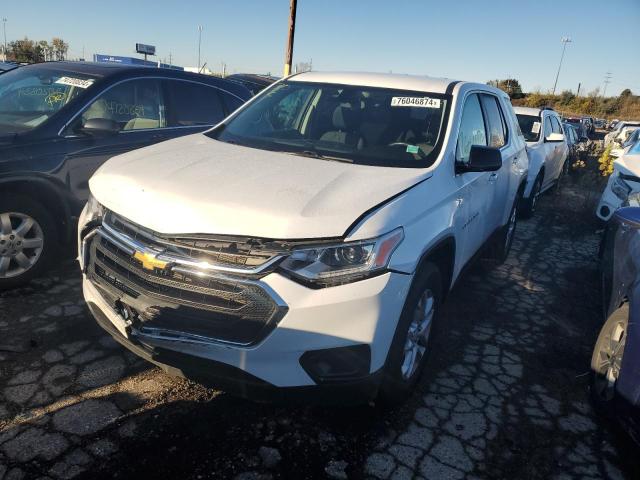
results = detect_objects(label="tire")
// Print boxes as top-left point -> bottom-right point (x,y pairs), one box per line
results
378,263 -> 443,405
521,174 -> 543,219
0,194 -> 58,290
590,303 -> 629,409
489,199 -> 518,264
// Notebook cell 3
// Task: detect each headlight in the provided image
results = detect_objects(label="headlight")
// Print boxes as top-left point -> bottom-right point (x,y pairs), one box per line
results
83,193 -> 105,225
279,228 -> 404,287
611,176 -> 631,201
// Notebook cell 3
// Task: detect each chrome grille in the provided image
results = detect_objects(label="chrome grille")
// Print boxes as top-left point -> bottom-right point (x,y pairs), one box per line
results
85,214 -> 288,346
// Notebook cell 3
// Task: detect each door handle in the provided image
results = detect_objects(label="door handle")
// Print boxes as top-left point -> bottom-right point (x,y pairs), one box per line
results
488,173 -> 498,183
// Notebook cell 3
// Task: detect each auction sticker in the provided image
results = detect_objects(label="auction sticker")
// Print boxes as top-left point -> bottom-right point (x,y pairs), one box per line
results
55,77 -> 95,89
532,121 -> 541,134
391,97 -> 441,108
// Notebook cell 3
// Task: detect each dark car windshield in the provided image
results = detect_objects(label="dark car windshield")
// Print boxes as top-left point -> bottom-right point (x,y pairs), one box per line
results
0,66 -> 99,133
208,81 -> 450,168
516,114 -> 541,142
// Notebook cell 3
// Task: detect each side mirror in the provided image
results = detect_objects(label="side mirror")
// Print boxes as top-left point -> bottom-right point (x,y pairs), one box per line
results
80,118 -> 119,137
545,132 -> 565,142
457,145 -> 502,173
614,206 -> 640,229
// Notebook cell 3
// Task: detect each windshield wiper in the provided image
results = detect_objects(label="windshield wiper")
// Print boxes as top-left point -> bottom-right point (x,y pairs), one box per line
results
288,149 -> 354,164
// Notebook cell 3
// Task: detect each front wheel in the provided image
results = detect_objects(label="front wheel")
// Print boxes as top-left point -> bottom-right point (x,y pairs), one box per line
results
378,263 -> 442,405
489,200 -> 518,263
521,174 -> 543,219
590,303 -> 628,407
0,194 -> 57,290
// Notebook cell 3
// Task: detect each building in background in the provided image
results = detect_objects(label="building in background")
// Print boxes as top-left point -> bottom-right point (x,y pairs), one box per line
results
93,54 -> 182,70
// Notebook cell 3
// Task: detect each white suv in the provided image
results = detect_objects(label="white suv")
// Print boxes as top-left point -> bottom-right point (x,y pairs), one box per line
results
514,107 -> 568,217
78,72 -> 528,403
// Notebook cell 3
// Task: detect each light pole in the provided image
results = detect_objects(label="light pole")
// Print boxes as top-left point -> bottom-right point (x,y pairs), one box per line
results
2,18 -> 7,62
197,25 -> 203,73
552,37 -> 572,95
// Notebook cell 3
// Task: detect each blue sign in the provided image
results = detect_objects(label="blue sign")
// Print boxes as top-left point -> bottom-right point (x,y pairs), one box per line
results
93,54 -> 183,70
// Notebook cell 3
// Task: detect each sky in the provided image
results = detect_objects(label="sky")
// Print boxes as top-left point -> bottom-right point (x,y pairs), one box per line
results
2,0 -> 639,96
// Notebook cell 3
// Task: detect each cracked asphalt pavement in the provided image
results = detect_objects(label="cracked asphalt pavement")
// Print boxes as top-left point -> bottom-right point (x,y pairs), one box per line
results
1,162 -> 639,479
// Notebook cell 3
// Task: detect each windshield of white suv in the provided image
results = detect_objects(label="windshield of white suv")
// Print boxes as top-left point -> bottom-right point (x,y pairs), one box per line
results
516,114 -> 541,142
208,81 -> 450,168
0,67 -> 99,133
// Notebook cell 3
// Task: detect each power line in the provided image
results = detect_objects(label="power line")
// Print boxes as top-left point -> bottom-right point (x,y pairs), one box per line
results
552,37 -> 572,95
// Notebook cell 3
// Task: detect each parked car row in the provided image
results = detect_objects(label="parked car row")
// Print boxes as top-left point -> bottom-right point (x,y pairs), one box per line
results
1,64 -> 575,403
605,121 -> 640,148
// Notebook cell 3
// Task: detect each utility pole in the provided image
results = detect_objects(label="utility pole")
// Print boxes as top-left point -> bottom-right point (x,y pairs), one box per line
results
577,82 -> 581,96
603,72 -> 612,98
197,25 -> 203,72
2,18 -> 7,62
552,37 -> 572,95
283,0 -> 297,76
169,52 -> 172,66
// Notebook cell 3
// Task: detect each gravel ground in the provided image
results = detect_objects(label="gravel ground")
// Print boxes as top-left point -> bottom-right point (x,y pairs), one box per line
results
1,157 -> 639,479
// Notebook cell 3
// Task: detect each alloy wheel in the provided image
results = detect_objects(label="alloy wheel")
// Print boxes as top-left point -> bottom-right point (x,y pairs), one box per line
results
593,319 -> 627,401
0,212 -> 44,279
401,289 -> 435,380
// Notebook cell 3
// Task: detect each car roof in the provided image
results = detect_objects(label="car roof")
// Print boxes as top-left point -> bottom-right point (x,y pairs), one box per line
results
513,106 -> 545,116
287,71 -> 460,94
17,61 -> 252,99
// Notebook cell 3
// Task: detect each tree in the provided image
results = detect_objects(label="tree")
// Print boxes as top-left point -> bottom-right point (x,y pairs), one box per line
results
8,38 -> 38,63
620,89 -> 633,98
487,78 -> 523,99
51,37 -> 68,61
7,36 -> 68,63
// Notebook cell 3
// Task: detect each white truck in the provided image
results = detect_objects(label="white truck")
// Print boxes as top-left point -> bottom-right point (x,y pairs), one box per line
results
78,72 -> 528,403
514,106 -> 569,217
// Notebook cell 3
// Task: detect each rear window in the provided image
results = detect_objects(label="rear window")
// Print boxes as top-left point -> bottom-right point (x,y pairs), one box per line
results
516,114 -> 541,142
0,66 -> 98,133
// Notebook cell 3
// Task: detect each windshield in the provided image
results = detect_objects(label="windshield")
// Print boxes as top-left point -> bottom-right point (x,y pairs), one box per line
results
208,81 -> 450,168
516,114 -> 541,142
624,129 -> 640,147
0,67 -> 99,133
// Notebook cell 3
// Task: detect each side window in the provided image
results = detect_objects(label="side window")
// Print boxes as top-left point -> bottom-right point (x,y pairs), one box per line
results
456,94 -> 487,164
479,94 -> 506,148
80,79 -> 166,131
543,116 -> 553,139
550,116 -> 562,134
165,80 -> 225,127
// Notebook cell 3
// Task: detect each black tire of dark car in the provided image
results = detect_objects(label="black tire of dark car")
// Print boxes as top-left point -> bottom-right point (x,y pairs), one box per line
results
521,174 -> 543,219
378,262 -> 443,405
0,194 -> 57,289
590,303 -> 628,408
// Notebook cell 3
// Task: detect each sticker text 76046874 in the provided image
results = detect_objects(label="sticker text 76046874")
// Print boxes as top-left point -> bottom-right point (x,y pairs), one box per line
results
391,97 -> 441,108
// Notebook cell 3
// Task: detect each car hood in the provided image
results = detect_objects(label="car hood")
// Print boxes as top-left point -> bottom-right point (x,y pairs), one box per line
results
89,134 -> 431,239
614,153 -> 640,178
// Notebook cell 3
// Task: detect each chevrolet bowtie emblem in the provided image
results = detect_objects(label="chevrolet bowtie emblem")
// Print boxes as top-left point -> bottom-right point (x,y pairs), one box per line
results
133,251 -> 168,271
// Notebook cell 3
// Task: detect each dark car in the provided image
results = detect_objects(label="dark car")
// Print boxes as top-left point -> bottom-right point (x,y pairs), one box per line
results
0,61 -> 251,288
225,73 -> 277,95
564,117 -> 589,140
562,122 -> 580,166
594,206 -> 640,445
